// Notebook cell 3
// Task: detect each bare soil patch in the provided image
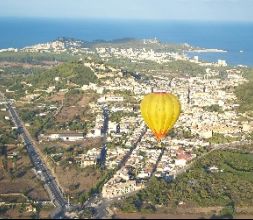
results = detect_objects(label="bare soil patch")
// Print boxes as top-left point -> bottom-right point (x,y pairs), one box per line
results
39,137 -> 102,151
54,165 -> 101,197
115,212 -> 212,219
38,137 -> 103,202
48,91 -> 65,103
56,106 -> 80,123
0,145 -> 50,201
115,206 -> 221,219
2,206 -> 32,219
115,206 -> 253,219
78,95 -> 95,107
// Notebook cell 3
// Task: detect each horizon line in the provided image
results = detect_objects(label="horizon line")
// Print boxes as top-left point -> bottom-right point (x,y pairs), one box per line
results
1,16 -> 253,23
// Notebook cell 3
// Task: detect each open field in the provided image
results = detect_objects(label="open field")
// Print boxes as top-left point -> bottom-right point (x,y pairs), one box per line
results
55,91 -> 97,123
0,61 -> 58,69
39,137 -> 102,152
38,138 -> 103,204
115,212 -> 215,219
48,91 -> 66,103
115,206 -> 225,219
0,143 -> 53,219
0,203 -> 55,219
0,144 -> 49,201
115,209 -> 253,219
56,106 -> 80,123
55,165 -> 102,198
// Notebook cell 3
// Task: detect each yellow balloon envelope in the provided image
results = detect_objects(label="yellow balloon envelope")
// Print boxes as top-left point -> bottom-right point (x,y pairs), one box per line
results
140,92 -> 181,141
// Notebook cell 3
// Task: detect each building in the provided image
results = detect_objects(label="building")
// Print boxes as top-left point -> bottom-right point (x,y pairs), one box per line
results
98,95 -> 124,103
40,133 -> 85,142
75,148 -> 100,168
193,56 -> 199,62
217,59 -> 227,67
175,149 -> 192,167
86,128 -> 102,138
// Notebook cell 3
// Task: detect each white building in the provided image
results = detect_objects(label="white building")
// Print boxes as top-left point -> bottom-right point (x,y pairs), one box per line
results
218,59 -> 227,67
98,95 -> 124,103
41,133 -> 84,142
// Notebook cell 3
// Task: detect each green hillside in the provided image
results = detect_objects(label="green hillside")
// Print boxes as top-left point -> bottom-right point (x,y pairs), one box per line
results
235,68 -> 253,113
27,61 -> 98,88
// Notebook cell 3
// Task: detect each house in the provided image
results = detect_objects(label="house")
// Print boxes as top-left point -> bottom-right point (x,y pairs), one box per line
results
137,172 -> 150,179
175,149 -> 192,167
97,95 -> 124,103
102,180 -> 144,198
108,121 -> 117,134
75,148 -> 101,168
55,77 -> 60,82
199,130 -> 213,139
207,166 -> 223,173
4,116 -> 10,120
26,204 -> 36,213
175,158 -> 187,167
80,159 -> 96,168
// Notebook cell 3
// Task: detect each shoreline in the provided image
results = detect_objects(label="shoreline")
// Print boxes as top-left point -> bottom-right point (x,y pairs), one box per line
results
187,48 -> 227,53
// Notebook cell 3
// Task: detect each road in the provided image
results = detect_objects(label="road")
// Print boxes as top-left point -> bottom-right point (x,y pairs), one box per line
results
97,106 -> 109,169
0,92 -> 68,218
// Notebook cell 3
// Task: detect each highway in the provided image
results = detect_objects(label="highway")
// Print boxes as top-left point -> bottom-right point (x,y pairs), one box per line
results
1,92 -> 67,218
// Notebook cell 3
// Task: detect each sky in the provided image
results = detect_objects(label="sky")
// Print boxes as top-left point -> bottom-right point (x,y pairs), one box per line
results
0,0 -> 253,21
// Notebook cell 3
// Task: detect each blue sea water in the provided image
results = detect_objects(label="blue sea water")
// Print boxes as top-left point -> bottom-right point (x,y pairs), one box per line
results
0,17 -> 253,66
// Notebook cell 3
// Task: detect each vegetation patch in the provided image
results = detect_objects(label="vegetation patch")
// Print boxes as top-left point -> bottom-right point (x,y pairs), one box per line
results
235,68 -> 253,113
115,149 -> 253,217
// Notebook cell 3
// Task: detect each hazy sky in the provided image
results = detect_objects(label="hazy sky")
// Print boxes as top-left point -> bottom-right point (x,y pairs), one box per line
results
0,0 -> 253,21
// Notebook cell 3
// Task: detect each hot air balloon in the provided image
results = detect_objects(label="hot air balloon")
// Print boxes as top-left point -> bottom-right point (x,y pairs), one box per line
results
140,92 -> 181,142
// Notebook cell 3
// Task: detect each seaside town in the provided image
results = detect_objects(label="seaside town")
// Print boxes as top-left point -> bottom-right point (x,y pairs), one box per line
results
0,38 -> 253,218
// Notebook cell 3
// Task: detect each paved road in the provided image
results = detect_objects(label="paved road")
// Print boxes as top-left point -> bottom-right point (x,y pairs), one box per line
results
97,106 -> 109,169
1,92 -> 68,218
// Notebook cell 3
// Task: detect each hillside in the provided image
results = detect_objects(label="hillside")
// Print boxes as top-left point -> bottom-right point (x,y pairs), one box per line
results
89,38 -> 191,52
235,68 -> 253,113
27,61 -> 98,88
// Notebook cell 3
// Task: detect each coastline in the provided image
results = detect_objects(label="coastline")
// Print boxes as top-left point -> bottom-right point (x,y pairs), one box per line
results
188,48 -> 227,53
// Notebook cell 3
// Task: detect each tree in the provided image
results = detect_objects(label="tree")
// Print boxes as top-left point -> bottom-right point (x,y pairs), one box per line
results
19,203 -> 26,214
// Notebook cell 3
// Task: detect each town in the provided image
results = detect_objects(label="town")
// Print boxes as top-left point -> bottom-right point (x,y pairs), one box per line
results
0,38 -> 253,218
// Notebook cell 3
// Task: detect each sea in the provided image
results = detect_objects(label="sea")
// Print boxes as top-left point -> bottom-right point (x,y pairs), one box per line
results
0,17 -> 253,67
